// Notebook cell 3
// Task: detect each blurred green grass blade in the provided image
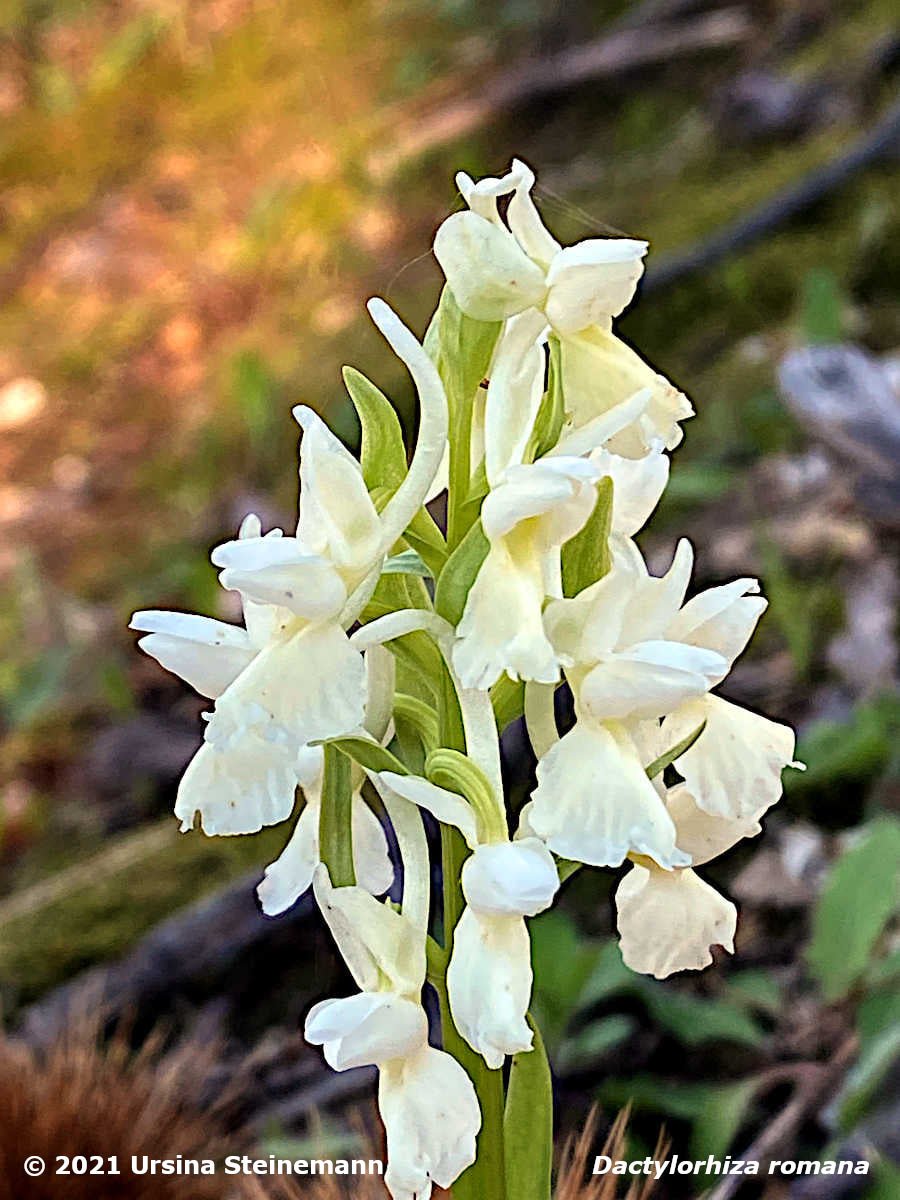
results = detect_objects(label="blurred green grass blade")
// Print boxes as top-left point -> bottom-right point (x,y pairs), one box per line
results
690,1079 -> 757,1163
808,815 -> 900,1001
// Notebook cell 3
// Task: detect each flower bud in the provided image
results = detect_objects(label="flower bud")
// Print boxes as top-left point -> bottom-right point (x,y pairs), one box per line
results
461,838 -> 559,917
305,992 -> 427,1071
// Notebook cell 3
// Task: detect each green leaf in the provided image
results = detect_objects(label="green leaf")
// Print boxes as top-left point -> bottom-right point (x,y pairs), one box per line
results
323,736 -> 409,778
464,459 -> 489,508
645,721 -> 706,780
865,947 -> 900,990
561,475 -> 613,598
563,936 -> 763,1048
342,366 -> 407,490
319,743 -> 354,887
801,266 -> 845,345
527,334 -> 565,461
556,858 -> 581,884
391,722 -> 426,777
838,1024 -> 900,1129
577,940 -> 636,1008
727,969 -> 783,1016
425,935 -> 449,986
641,986 -> 764,1048
598,1075 -> 723,1122
361,574 -> 443,696
427,286 -> 501,549
529,912 -> 608,1053
455,458 -> 489,533
434,519 -> 489,625
437,659 -> 466,753
858,986 -> 900,1047
808,816 -> 900,1001
504,1016 -> 552,1200
865,1159 -> 900,1200
786,698 -> 896,798
690,1080 -> 758,1164
556,1015 -> 635,1075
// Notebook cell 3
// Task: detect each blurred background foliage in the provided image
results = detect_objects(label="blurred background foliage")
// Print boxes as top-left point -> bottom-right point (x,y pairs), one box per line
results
0,0 -> 898,1196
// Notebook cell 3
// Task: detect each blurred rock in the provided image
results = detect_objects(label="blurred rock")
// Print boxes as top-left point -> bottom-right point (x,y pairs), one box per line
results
84,713 -> 200,800
828,556 -> 898,696
713,69 -> 839,144
733,825 -> 827,908
777,345 -> 900,527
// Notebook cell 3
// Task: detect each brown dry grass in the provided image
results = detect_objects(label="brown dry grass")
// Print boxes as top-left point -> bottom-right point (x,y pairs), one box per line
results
0,1017 -> 657,1200
0,1023 -> 238,1200
556,1106 -> 665,1200
298,1104 -> 662,1199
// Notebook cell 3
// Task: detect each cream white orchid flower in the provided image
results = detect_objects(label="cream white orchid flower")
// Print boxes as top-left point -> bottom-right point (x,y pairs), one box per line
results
306,868 -> 480,1200
589,444 -> 669,545
433,159 -> 692,456
135,533 -> 393,904
557,324 -> 693,458
376,770 -> 559,1069
453,454 -> 602,689
660,694 -> 799,820
615,781 -> 767,978
213,299 -> 448,626
436,160 -> 645,330
545,538 -> 766,724
528,719 -> 691,871
132,300 -> 447,842
131,512 -> 366,837
526,539 -> 768,868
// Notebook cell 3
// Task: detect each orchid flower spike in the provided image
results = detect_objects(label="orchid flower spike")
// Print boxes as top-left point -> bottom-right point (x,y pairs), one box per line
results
433,159 -> 692,457
306,868 -> 480,1200
375,765 -> 559,1069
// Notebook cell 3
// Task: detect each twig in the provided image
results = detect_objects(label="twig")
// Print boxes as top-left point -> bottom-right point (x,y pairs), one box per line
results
367,9 -> 753,179
707,1036 -> 859,1200
642,99 -> 900,294
0,822 -> 172,926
